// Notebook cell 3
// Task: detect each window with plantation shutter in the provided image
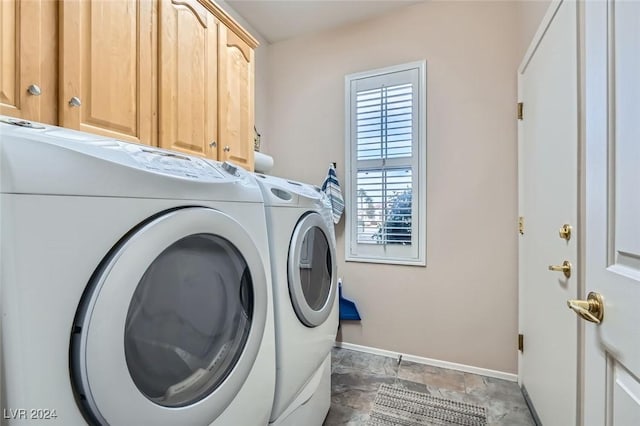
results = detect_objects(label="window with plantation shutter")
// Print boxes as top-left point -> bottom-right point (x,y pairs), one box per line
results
345,62 -> 426,265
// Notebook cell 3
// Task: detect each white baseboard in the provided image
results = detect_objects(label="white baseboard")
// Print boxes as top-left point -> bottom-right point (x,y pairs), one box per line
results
334,341 -> 518,383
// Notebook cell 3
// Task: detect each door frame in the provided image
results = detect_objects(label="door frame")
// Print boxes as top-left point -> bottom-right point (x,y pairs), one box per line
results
516,1 -> 586,423
582,2 -> 605,422
582,0 -> 640,423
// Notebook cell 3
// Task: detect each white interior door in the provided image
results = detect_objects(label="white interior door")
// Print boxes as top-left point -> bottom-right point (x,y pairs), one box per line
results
583,1 -> 640,424
518,1 -> 579,424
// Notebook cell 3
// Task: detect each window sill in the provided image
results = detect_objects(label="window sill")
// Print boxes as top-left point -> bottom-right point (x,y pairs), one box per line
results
345,255 -> 426,267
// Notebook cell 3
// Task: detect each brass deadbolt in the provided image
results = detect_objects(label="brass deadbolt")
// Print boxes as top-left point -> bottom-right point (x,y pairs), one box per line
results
559,224 -> 572,241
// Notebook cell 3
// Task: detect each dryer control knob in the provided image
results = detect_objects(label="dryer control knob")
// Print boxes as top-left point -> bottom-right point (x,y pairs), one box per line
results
222,161 -> 239,176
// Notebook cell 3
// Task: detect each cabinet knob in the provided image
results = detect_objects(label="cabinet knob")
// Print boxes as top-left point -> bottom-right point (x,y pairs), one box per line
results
209,141 -> 217,148
223,146 -> 231,152
27,84 -> 42,96
69,96 -> 82,107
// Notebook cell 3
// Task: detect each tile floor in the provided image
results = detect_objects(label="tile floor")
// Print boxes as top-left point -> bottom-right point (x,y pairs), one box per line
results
323,348 -> 535,425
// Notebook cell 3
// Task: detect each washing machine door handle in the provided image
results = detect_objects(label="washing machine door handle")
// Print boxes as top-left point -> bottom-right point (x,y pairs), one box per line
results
239,266 -> 254,318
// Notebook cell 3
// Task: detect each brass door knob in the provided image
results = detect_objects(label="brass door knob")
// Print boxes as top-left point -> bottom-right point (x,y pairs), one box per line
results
567,292 -> 604,324
548,260 -> 572,278
559,224 -> 572,241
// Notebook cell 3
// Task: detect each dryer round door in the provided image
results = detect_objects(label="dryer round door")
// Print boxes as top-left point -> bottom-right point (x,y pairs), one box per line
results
71,207 -> 268,425
287,212 -> 337,327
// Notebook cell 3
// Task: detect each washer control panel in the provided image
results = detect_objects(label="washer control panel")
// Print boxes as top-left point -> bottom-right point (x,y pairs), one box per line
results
121,144 -> 224,180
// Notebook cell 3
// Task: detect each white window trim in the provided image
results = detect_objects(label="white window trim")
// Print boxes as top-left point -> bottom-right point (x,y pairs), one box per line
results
344,60 -> 427,266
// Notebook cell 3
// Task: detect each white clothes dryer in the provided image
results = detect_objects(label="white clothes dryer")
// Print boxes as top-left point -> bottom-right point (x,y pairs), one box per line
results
0,117 -> 275,425
253,173 -> 338,426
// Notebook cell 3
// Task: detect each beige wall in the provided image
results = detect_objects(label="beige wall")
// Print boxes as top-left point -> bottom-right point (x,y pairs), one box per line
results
517,0 -> 553,59
262,1 -> 551,374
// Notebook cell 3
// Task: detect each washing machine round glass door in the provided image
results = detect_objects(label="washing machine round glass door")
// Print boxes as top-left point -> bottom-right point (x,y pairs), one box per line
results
70,207 -> 268,425
287,212 -> 337,327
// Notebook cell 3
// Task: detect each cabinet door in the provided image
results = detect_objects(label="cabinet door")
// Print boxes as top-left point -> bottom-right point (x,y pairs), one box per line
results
0,0 -> 57,124
219,26 -> 254,170
158,0 -> 218,158
59,1 -> 154,145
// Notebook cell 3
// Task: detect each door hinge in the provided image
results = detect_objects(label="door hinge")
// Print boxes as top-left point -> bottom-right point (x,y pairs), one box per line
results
518,334 -> 524,352
518,216 -> 524,235
517,102 -> 524,120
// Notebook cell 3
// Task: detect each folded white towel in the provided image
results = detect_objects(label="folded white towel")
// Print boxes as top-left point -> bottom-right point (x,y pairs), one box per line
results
321,163 -> 344,224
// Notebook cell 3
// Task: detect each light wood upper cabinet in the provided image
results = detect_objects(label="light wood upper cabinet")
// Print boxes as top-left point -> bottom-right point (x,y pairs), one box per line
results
0,0 -> 57,124
59,0 -> 155,145
218,26 -> 255,170
158,0 -> 218,159
3,0 -> 258,170
160,0 -> 258,170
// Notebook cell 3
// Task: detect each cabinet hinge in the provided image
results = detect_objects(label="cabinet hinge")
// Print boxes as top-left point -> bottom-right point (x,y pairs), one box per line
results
517,102 -> 524,120
518,216 -> 524,235
518,334 -> 524,352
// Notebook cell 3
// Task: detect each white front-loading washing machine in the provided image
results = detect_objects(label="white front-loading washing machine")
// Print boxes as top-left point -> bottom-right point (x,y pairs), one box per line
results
253,173 -> 338,426
0,117 -> 275,425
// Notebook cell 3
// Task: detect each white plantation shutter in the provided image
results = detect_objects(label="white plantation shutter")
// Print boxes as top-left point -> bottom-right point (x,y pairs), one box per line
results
345,62 -> 426,265
356,168 -> 412,244
356,83 -> 413,160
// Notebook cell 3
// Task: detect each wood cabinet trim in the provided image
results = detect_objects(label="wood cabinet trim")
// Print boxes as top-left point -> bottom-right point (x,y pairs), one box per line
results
171,0 -> 209,27
225,29 -> 251,62
197,0 -> 259,49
